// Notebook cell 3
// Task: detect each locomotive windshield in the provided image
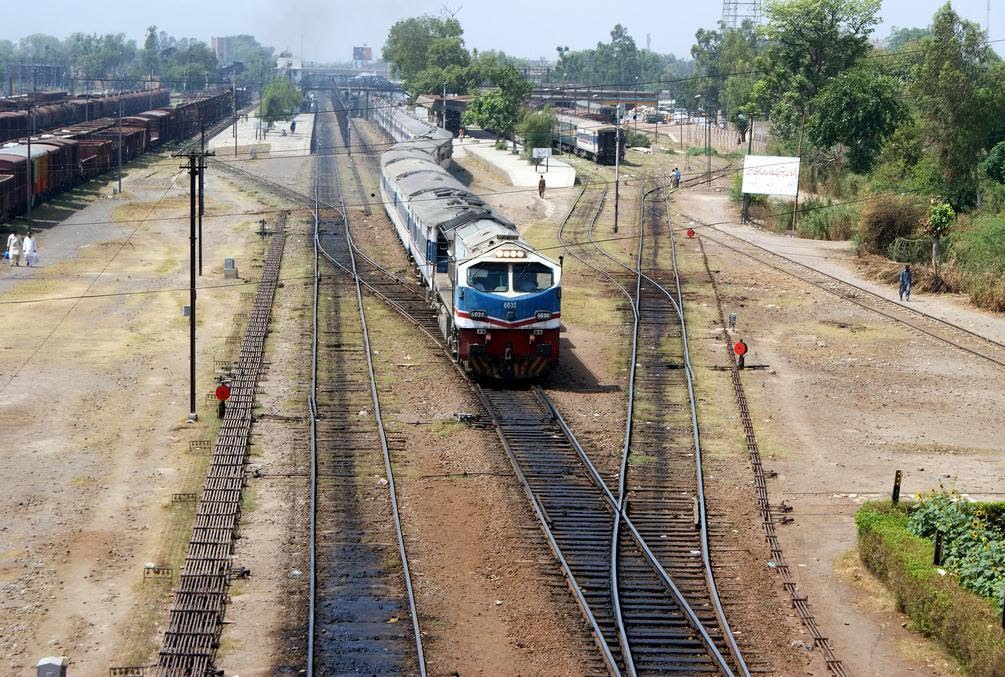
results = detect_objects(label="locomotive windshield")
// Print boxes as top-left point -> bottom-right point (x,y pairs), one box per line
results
513,262 -> 554,293
467,263 -> 509,292
467,262 -> 554,293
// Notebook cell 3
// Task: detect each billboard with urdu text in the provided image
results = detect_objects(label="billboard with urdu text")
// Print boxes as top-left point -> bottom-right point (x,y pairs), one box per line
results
741,155 -> 801,197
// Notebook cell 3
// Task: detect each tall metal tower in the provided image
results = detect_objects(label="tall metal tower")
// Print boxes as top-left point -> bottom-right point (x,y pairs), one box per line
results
721,0 -> 762,29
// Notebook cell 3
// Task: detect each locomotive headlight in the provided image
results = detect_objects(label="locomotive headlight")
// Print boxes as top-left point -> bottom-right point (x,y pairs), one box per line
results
499,249 -> 526,258
535,311 -> 552,320
470,310 -> 487,319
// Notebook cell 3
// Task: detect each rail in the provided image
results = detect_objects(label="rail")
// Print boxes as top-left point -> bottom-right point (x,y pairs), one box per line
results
690,220 -> 1005,371
695,236 -> 849,677
305,91 -> 426,676
151,212 -> 287,676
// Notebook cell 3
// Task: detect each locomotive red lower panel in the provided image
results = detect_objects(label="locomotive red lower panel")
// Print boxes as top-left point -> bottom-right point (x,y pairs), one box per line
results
458,328 -> 560,379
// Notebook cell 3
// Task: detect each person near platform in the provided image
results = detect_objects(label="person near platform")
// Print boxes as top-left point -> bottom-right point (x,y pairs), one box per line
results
6,232 -> 21,266
538,175 -> 546,198
22,231 -> 37,267
899,265 -> 912,302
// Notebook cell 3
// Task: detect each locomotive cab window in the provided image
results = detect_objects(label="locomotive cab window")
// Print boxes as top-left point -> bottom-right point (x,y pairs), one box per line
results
512,262 -> 553,293
467,263 -> 509,292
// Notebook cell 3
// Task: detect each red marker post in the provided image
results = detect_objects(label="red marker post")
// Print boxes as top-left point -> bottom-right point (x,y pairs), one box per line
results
686,228 -> 696,239
215,383 -> 231,418
733,340 -> 748,369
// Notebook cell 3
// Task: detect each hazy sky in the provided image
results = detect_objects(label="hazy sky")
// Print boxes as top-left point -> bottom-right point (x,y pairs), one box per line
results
2,1 -> 997,64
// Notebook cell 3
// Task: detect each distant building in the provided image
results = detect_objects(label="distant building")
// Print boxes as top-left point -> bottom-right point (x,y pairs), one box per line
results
211,37 -> 233,64
276,51 -> 303,84
520,59 -> 556,85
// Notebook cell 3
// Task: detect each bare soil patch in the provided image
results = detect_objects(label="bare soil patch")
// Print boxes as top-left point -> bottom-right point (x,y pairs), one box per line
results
673,183 -> 1004,675
0,155 -> 282,673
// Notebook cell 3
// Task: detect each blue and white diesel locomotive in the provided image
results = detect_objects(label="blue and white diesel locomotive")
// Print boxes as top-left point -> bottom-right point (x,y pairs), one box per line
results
373,104 -> 562,378
553,111 -> 626,165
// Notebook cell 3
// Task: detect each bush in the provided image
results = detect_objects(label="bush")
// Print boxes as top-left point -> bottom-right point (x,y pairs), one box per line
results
686,146 -> 718,156
982,140 -> 1005,184
907,490 -> 1005,607
494,139 -> 508,151
795,196 -> 858,240
856,501 -> 1005,675
626,131 -> 650,148
946,214 -> 1005,311
859,194 -> 924,255
887,236 -> 933,263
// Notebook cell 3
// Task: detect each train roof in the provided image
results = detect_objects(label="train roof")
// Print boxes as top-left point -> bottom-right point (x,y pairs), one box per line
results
383,150 -> 516,241
391,109 -> 453,142
555,111 -> 618,132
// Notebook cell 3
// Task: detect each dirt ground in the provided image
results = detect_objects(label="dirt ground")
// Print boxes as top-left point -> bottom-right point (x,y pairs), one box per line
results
0,151 -> 283,673
3,119 -> 1001,677
672,186 -> 1004,675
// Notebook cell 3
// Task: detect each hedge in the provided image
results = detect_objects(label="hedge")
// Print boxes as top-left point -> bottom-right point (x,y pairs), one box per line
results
855,502 -> 1005,676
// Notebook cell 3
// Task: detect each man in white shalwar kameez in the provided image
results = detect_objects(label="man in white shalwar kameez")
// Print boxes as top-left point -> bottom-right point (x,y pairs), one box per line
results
6,232 -> 21,266
22,231 -> 37,267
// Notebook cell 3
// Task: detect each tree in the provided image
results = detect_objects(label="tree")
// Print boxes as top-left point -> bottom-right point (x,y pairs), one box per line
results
807,64 -> 903,172
141,26 -> 160,77
753,0 -> 881,142
260,78 -> 301,127
463,65 -> 532,143
383,15 -> 464,84
518,107 -> 555,158
910,3 -> 993,210
886,26 -> 930,50
982,142 -> 1005,184
926,200 -> 955,276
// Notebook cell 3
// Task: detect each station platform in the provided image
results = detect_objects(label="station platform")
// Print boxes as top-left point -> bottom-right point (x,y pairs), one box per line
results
206,110 -> 313,158
452,136 -> 576,188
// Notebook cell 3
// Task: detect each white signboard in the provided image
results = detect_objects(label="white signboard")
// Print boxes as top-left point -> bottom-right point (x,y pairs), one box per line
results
741,155 -> 801,197
532,147 -> 552,159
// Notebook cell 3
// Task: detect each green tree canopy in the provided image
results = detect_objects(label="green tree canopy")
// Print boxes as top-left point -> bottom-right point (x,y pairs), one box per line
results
462,65 -> 533,140
554,25 -> 693,88
807,63 -> 903,172
754,0 -> 881,141
518,107 -> 556,158
260,78 -> 302,126
382,15 -> 464,85
910,2 -> 994,210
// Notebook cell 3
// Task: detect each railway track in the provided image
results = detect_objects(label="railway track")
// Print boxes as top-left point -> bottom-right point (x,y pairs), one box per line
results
295,97 -> 746,674
149,212 -> 287,676
551,176 -> 751,674
476,384 -> 736,675
689,219 -> 1005,371
304,93 -> 425,675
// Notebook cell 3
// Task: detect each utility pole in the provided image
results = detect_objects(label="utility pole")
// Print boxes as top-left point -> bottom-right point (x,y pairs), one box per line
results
742,115 -> 754,223
791,111 -> 806,232
199,124 -> 206,276
441,82 -> 446,129
26,67 -> 34,232
173,146 -> 215,422
614,104 -> 621,234
117,98 -> 123,194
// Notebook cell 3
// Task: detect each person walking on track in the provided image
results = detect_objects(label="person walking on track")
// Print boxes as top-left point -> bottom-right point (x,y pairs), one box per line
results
899,264 -> 913,302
